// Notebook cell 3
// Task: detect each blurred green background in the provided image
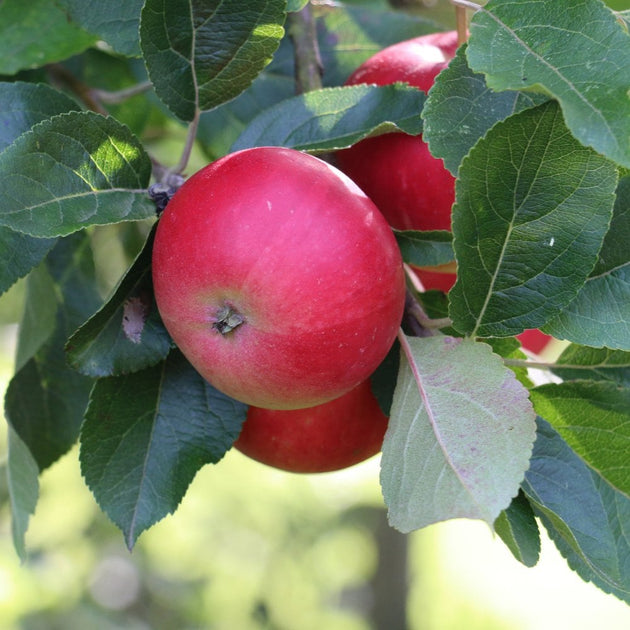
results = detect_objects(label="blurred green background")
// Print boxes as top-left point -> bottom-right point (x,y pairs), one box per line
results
2,319 -> 630,629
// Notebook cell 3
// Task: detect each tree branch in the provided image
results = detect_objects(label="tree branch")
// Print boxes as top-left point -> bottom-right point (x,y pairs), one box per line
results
288,3 -> 323,94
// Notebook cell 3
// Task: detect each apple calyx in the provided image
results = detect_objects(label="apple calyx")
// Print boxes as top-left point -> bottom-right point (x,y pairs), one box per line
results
213,304 -> 245,335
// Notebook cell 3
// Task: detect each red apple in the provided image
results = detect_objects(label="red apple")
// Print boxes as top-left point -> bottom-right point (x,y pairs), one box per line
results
152,147 -> 406,410
234,379 -> 388,473
336,30 -> 458,233
517,329 -> 553,355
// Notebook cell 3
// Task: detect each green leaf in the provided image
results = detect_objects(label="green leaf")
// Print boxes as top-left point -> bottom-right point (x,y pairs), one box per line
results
530,381 -> 630,498
66,225 -> 172,377
543,175 -> 630,349
0,82 -> 81,151
380,335 -> 536,533
80,350 -> 248,549
553,345 -> 630,387
140,0 -> 286,121
56,0 -> 143,57
494,491 -> 540,568
232,84 -> 425,153
394,229 -> 454,268
4,233 -> 100,471
523,418 -> 630,603
287,0 -> 309,11
449,101 -> 618,337
0,229 -> 55,297
0,81 -> 81,295
422,44 -> 548,175
0,0 -> 97,74
7,426 -> 39,561
0,111 -> 154,237
467,0 -> 630,168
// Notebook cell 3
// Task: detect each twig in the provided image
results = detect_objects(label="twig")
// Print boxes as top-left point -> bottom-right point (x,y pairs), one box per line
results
450,0 -> 482,11
46,64 -> 108,115
169,107 -> 201,179
287,3 -> 323,94
91,81 -> 153,104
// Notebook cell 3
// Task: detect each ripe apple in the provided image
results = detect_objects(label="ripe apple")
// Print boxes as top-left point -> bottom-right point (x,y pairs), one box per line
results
234,379 -> 388,473
152,146 -> 406,410
336,30 -> 458,234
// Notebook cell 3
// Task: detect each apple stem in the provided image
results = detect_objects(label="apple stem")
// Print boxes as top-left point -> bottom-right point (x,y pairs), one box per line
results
213,304 -> 245,335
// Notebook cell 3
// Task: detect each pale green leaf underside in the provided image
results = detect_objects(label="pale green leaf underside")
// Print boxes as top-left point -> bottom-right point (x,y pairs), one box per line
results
7,427 -> 40,561
380,335 -> 536,533
0,112 -> 154,237
468,0 -> 630,168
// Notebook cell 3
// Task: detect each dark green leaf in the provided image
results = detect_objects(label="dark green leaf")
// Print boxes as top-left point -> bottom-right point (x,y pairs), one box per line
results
0,111 -> 154,237
56,0 -> 143,57
543,175 -> 630,349
0,81 -> 82,294
80,350 -> 248,549
0,0 -> 96,74
394,229 -> 454,268
232,84 -> 425,153
523,418 -> 630,604
423,44 -> 548,175
140,0 -> 286,121
449,101 -> 618,337
4,233 -> 100,471
7,427 -> 39,561
369,339 -> 400,417
553,345 -> 630,387
0,228 -> 55,297
467,0 -> 630,168
530,381 -> 630,498
0,81 -> 80,151
66,225 -> 172,377
494,491 -> 540,568
380,335 -> 536,532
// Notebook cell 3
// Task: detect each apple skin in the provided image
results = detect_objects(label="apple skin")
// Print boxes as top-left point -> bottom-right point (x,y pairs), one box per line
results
336,30 -> 458,232
152,147 -> 406,410
234,379 -> 388,473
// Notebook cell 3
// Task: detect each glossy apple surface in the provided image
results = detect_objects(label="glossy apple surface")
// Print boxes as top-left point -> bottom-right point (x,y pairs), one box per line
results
336,30 -> 458,232
152,147 -> 406,410
234,380 -> 388,473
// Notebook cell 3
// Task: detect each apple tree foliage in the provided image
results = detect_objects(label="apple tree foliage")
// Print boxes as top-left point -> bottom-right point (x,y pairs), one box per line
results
0,0 -> 629,603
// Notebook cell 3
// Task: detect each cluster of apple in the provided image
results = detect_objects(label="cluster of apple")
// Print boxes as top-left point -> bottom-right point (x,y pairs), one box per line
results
152,30 -> 552,474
